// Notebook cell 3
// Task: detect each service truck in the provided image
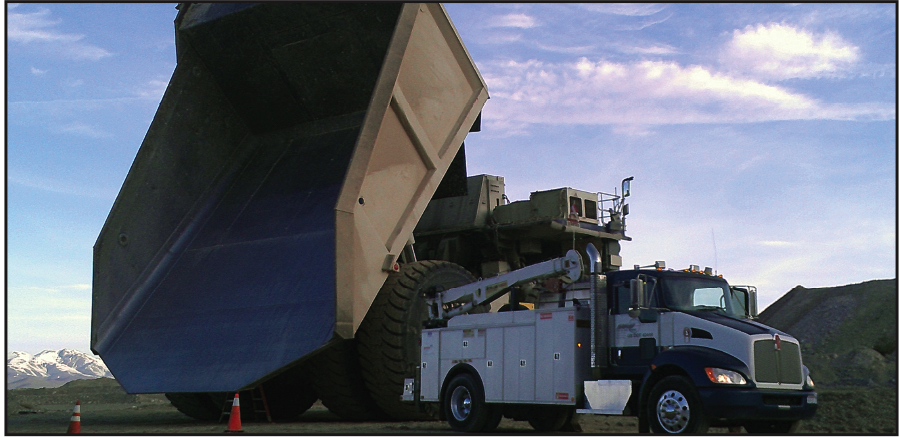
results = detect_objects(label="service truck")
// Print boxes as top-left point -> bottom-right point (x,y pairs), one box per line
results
401,179 -> 818,433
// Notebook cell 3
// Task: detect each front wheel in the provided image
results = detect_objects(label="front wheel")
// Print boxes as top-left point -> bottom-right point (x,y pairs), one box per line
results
648,376 -> 709,434
744,420 -> 801,433
444,373 -> 494,432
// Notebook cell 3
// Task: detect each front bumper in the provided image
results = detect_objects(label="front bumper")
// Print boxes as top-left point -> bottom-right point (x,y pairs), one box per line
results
698,386 -> 817,421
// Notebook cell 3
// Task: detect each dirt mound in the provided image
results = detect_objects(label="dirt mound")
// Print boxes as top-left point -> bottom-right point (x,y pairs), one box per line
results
759,278 -> 897,388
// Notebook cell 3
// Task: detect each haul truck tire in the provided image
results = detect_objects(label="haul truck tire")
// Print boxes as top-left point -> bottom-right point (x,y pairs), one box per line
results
257,368 -> 319,421
165,393 -> 222,421
357,260 -> 477,420
166,366 -> 318,422
302,339 -> 387,421
648,376 -> 710,434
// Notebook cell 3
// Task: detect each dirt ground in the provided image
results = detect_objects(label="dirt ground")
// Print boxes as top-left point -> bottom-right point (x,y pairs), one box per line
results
5,381 -> 897,434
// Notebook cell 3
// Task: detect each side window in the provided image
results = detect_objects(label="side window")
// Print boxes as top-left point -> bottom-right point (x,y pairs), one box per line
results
731,288 -> 749,317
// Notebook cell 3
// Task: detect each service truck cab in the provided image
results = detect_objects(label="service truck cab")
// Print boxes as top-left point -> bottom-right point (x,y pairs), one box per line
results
404,247 -> 817,433
607,267 -> 817,433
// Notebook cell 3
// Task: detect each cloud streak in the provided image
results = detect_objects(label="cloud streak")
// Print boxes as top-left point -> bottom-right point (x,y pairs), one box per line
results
57,121 -> 114,139
8,7 -> 112,61
8,170 -> 118,199
490,13 -> 537,29
581,3 -> 669,17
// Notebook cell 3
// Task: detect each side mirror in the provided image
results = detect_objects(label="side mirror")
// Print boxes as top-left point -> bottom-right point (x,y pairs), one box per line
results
622,177 -> 633,198
748,288 -> 758,319
622,203 -> 630,217
630,278 -> 645,309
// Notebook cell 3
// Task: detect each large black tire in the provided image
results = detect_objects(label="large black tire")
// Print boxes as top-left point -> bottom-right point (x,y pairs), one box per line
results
302,339 -> 388,421
258,365 -> 319,421
165,392 -> 222,421
744,420 -> 801,433
528,406 -> 575,432
443,373 -> 494,432
356,260 -> 476,420
648,376 -> 709,434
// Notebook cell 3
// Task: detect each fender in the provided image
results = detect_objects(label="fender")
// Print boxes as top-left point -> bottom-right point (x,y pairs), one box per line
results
644,345 -> 752,389
440,363 -> 485,401
638,345 -> 753,424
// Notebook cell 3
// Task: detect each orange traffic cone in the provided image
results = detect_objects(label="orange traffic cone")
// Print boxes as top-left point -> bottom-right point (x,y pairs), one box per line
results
66,400 -> 81,433
225,393 -> 243,433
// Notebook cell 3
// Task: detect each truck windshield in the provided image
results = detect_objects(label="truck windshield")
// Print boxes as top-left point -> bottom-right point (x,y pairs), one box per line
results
660,277 -> 738,318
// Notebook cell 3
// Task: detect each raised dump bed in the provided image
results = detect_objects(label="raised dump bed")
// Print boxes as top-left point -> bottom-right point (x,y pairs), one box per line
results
91,3 -> 486,395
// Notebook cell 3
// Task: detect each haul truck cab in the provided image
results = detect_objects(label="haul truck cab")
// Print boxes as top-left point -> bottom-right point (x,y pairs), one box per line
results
403,245 -> 817,433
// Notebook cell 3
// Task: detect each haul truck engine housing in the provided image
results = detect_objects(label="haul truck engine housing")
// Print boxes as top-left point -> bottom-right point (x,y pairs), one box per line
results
406,240 -> 818,433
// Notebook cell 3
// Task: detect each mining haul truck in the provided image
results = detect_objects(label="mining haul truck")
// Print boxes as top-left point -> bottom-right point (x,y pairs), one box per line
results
91,2 -> 816,432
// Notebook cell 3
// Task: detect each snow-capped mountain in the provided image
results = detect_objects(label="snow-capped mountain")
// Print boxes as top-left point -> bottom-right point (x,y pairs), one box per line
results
7,349 -> 112,389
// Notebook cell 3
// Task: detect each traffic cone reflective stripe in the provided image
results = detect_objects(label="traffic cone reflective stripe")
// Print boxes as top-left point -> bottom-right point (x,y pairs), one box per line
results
67,400 -> 81,434
225,393 -> 243,433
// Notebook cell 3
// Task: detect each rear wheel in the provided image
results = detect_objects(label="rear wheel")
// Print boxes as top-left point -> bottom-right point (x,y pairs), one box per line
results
444,373 -> 493,432
357,260 -> 476,420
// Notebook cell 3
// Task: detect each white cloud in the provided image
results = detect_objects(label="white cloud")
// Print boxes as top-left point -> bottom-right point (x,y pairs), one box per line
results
491,13 -> 537,29
30,66 -> 48,75
722,23 -> 860,79
477,56 -> 893,136
8,7 -> 112,61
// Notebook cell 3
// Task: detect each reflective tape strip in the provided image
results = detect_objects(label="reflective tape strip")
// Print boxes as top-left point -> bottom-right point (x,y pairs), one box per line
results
70,416 -> 81,422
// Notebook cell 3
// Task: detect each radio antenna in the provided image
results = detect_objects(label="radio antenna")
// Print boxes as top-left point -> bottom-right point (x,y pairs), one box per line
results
711,228 -> 718,275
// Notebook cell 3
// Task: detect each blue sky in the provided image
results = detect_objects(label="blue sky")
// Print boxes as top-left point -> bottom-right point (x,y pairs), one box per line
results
6,3 -> 896,354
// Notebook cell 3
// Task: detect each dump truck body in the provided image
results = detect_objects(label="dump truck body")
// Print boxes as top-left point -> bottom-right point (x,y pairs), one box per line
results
91,2 -> 486,394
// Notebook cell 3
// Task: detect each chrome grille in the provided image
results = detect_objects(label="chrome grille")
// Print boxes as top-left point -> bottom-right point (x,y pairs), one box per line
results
753,339 -> 803,385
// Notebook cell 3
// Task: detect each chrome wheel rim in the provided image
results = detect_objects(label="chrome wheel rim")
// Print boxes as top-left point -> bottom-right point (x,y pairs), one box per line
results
450,385 -> 472,421
656,389 -> 690,433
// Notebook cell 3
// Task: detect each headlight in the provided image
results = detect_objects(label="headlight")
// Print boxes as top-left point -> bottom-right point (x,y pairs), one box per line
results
802,365 -> 814,388
705,367 -> 747,385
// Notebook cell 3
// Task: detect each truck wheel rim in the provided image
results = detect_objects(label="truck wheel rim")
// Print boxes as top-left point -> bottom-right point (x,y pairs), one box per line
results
450,386 -> 472,421
656,390 -> 690,433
